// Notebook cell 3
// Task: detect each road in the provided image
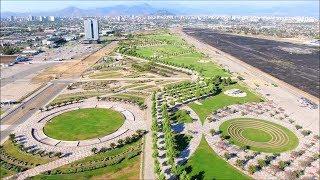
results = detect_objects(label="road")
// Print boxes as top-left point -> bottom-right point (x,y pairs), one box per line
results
0,82 -> 68,143
0,62 -> 59,87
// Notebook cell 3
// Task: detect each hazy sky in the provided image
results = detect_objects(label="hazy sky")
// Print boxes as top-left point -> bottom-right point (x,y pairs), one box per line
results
1,1 -> 318,13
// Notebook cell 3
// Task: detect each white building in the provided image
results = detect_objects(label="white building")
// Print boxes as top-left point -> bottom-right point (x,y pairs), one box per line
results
84,19 -> 99,42
48,16 -> 55,22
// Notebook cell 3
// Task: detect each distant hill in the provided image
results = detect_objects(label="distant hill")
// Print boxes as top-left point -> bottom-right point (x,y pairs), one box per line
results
152,10 -> 176,16
1,3 -> 173,17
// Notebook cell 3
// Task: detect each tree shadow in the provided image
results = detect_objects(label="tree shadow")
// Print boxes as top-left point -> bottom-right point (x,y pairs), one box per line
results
191,171 -> 205,180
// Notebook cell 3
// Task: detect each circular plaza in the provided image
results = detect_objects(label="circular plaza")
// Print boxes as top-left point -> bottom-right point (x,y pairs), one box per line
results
12,99 -> 146,154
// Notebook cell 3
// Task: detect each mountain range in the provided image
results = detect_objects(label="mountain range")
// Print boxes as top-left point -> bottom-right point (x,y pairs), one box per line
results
1,3 -> 319,18
1,4 -> 177,17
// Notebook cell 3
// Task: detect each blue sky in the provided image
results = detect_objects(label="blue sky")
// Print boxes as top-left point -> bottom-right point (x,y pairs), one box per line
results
1,1 -> 319,17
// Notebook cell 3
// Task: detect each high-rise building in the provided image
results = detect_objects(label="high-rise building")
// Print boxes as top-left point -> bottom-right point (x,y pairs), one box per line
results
10,16 -> 15,21
48,16 -> 55,22
84,19 -> 99,42
28,15 -> 35,21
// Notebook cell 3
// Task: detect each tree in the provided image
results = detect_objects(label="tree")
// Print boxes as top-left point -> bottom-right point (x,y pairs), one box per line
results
91,147 -> 98,154
248,165 -> 257,174
9,133 -> 15,140
117,139 -> 124,145
110,143 -> 116,149
179,170 -> 190,180
258,159 -> 267,167
210,129 -> 216,136
55,152 -> 62,157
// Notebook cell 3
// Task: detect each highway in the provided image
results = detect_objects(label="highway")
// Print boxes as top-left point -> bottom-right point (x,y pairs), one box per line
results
0,62 -> 59,87
0,82 -> 68,142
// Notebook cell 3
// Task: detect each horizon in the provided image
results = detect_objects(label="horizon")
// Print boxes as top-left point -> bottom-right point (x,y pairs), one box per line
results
1,1 -> 319,17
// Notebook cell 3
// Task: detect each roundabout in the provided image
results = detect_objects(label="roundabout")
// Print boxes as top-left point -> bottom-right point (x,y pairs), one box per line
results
43,108 -> 125,141
219,118 -> 299,153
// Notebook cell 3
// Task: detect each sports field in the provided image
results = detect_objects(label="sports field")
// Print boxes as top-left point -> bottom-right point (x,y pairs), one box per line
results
43,108 -> 125,141
219,118 -> 299,152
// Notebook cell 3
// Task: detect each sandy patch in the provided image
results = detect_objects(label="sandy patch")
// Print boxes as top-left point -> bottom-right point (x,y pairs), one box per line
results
224,89 -> 247,97
194,100 -> 203,105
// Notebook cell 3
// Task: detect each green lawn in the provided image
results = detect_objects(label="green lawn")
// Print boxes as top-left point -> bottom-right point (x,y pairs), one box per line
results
186,137 -> 250,180
43,108 -> 125,141
31,156 -> 140,180
0,167 -> 15,178
131,33 -> 230,78
242,129 -> 272,142
190,84 -> 263,123
32,140 -> 142,180
2,140 -> 53,165
219,118 -> 299,153
0,140 -> 54,178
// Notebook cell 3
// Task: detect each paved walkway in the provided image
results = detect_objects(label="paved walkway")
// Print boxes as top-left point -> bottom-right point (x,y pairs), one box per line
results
143,96 -> 156,180
175,106 -> 202,164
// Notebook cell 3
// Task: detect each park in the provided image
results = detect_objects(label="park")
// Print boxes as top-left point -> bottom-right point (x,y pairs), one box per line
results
1,30 -> 319,180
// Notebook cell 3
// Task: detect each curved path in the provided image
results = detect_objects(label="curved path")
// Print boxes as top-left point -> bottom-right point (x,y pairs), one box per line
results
174,105 -> 202,164
13,100 -> 146,153
7,99 -> 146,180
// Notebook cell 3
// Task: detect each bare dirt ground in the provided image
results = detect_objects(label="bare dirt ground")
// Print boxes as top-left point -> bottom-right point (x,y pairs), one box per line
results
32,41 -> 118,83
183,28 -> 319,98
0,55 -> 17,64
173,27 -> 320,133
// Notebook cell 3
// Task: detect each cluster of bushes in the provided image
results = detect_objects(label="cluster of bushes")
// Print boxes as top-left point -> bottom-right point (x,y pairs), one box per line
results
44,98 -> 84,110
92,130 -> 145,154
98,95 -> 147,110
132,62 -> 175,77
118,45 -> 138,56
151,93 -> 167,180
0,159 -> 27,173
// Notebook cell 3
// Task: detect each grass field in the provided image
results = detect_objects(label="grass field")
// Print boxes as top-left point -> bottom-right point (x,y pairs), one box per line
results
185,137 -> 250,180
126,33 -> 229,78
219,118 -> 299,153
2,140 -> 53,165
0,167 -> 15,178
190,84 -> 263,123
89,70 -> 123,79
32,140 -> 142,180
43,108 -> 125,141
0,140 -> 54,178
